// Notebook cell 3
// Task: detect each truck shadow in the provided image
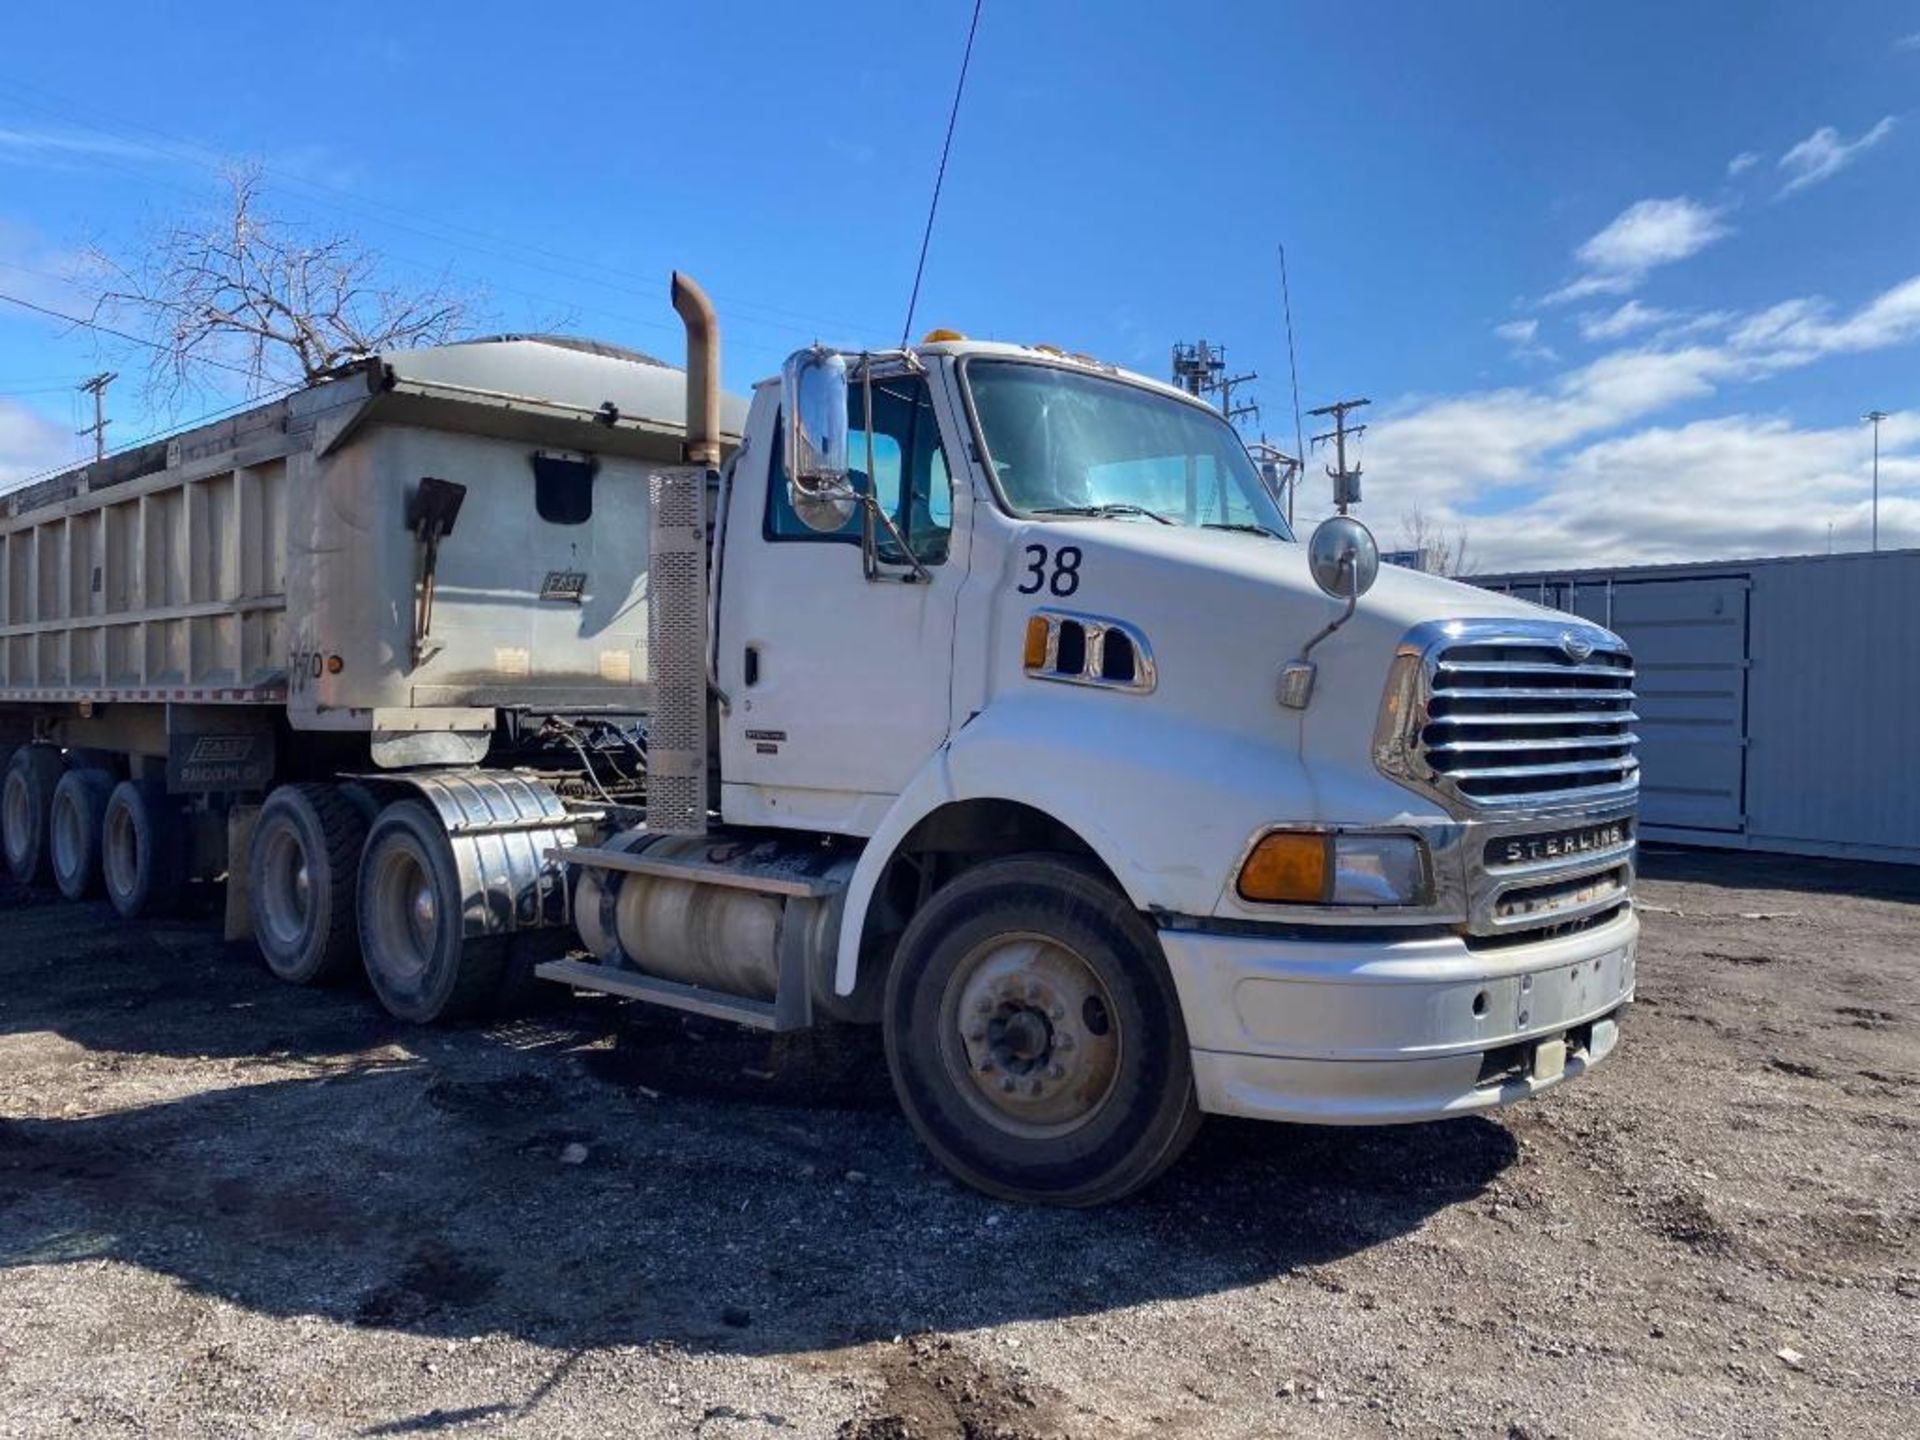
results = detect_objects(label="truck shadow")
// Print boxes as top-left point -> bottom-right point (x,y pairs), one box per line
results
0,882 -> 1517,1357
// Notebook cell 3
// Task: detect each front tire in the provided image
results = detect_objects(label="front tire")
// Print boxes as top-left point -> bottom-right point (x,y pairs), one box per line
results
883,855 -> 1202,1206
357,800 -> 502,1023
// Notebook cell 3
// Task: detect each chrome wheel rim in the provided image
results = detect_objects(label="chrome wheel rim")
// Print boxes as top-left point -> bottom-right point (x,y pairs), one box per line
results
258,822 -> 312,951
937,931 -> 1122,1138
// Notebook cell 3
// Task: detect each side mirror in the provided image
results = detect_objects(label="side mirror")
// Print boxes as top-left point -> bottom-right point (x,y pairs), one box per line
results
1306,515 -> 1380,601
781,347 -> 856,533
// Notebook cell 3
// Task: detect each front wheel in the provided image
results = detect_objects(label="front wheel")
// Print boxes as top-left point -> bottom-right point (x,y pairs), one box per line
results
883,856 -> 1202,1206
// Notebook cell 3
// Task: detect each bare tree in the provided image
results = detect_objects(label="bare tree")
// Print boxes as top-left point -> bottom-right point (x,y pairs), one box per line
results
1399,505 -> 1474,578
88,166 -> 472,409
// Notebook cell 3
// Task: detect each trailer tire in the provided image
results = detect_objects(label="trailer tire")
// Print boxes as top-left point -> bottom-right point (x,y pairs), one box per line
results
102,779 -> 188,919
49,768 -> 115,900
358,800 -> 503,1023
250,784 -> 368,985
3,746 -> 64,886
883,854 -> 1203,1206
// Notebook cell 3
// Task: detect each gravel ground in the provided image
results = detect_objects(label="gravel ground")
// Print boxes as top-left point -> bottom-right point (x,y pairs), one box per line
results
1,847 -> 1915,1439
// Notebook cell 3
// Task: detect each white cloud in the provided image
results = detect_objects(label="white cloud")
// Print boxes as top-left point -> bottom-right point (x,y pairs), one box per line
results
1493,319 -> 1538,345
1727,151 -> 1761,176
1777,117 -> 1896,196
1575,197 -> 1730,273
1357,274 -> 1920,566
1544,197 -> 1730,304
1578,300 -> 1675,342
0,399 -> 75,492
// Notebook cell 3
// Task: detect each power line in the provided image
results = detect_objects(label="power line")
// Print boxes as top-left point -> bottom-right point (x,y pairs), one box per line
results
0,73 -> 891,344
901,0 -> 985,346
0,288 -> 267,382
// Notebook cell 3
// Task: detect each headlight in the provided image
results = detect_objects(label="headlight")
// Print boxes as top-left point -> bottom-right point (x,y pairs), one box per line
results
1236,830 -> 1428,906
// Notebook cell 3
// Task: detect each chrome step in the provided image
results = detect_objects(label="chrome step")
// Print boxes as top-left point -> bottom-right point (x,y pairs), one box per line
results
535,958 -> 787,1030
549,843 -> 844,898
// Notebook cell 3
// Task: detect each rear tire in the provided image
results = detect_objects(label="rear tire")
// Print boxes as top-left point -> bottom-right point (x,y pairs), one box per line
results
249,784 -> 368,984
102,779 -> 189,919
49,768 -> 115,900
3,746 -> 64,886
883,855 -> 1203,1206
358,800 -> 503,1023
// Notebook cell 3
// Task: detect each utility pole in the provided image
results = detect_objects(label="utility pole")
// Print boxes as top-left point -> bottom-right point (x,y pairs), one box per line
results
1308,397 -> 1370,513
1863,409 -> 1887,553
78,372 -> 117,461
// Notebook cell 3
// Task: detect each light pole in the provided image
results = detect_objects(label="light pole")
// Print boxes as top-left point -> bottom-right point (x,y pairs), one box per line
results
1863,410 -> 1887,553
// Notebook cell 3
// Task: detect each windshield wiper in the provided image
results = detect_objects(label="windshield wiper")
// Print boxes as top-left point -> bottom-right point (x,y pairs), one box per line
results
1033,502 -> 1175,525
1202,521 -> 1286,539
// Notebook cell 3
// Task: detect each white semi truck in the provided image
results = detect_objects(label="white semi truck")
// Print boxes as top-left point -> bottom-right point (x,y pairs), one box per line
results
0,276 -> 1640,1203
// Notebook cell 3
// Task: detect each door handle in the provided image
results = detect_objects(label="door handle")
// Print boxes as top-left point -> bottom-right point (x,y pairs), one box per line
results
743,645 -> 761,687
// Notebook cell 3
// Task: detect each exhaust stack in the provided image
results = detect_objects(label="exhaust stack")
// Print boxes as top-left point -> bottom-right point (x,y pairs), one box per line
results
671,271 -> 721,469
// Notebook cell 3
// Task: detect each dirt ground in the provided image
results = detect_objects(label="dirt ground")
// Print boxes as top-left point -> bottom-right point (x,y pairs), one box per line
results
0,848 -> 1914,1439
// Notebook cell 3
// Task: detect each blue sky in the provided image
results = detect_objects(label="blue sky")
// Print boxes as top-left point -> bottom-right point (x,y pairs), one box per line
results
1,1 -> 1915,567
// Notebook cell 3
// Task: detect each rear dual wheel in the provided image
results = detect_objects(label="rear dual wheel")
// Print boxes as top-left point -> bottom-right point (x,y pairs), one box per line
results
49,768 -> 116,900
884,856 -> 1202,1206
102,779 -> 188,919
3,746 -> 64,886
357,801 -> 503,1023
250,784 -> 368,985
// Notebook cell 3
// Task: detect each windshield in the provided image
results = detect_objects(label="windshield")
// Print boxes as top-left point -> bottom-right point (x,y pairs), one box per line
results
965,359 -> 1293,538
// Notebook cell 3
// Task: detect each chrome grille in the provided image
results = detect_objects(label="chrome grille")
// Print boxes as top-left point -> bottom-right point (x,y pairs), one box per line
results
1379,622 -> 1640,811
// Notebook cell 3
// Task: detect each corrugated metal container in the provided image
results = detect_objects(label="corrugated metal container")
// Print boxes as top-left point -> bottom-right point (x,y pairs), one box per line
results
1476,549 -> 1920,866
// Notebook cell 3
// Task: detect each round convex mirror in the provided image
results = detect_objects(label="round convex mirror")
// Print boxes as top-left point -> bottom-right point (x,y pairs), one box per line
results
1307,515 -> 1380,600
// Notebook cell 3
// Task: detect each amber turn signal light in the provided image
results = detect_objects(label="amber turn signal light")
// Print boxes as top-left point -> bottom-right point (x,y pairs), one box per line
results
1023,615 -> 1050,670
1237,831 -> 1331,904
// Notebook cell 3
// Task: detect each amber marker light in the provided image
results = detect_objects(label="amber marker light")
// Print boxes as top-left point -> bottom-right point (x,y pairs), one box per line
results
1023,616 -> 1051,670
1237,832 -> 1332,904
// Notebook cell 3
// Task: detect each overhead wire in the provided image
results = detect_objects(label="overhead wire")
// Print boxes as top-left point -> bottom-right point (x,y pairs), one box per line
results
0,73 -> 892,343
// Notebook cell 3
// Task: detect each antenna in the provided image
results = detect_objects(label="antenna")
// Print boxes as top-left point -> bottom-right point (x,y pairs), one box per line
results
1278,244 -> 1306,526
900,0 -> 985,347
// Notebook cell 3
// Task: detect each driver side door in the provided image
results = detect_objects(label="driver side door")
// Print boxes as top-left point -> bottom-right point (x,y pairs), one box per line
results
715,367 -> 966,836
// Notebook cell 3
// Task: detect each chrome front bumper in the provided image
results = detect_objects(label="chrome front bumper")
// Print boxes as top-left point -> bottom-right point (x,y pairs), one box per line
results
1162,905 -> 1636,1125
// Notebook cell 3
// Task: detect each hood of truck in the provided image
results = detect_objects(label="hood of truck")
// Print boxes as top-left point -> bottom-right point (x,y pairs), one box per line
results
986,517 -> 1610,819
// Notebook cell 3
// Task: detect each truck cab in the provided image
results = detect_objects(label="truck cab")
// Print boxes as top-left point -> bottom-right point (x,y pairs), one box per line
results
662,332 -> 1640,1201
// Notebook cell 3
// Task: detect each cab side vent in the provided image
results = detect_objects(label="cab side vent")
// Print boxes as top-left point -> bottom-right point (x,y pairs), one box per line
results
1024,611 -> 1155,695
1100,629 -> 1137,684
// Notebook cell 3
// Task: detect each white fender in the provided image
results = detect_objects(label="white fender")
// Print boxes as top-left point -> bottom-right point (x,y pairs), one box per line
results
831,691 -> 1342,996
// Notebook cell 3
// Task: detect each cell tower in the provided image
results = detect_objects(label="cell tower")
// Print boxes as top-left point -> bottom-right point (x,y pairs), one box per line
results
1170,341 -> 1259,428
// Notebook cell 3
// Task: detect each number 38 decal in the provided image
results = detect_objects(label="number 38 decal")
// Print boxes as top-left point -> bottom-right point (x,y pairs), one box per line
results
1017,543 -> 1083,597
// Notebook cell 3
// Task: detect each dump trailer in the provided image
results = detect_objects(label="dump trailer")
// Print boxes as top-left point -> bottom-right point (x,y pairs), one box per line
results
1,276 -> 1641,1203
